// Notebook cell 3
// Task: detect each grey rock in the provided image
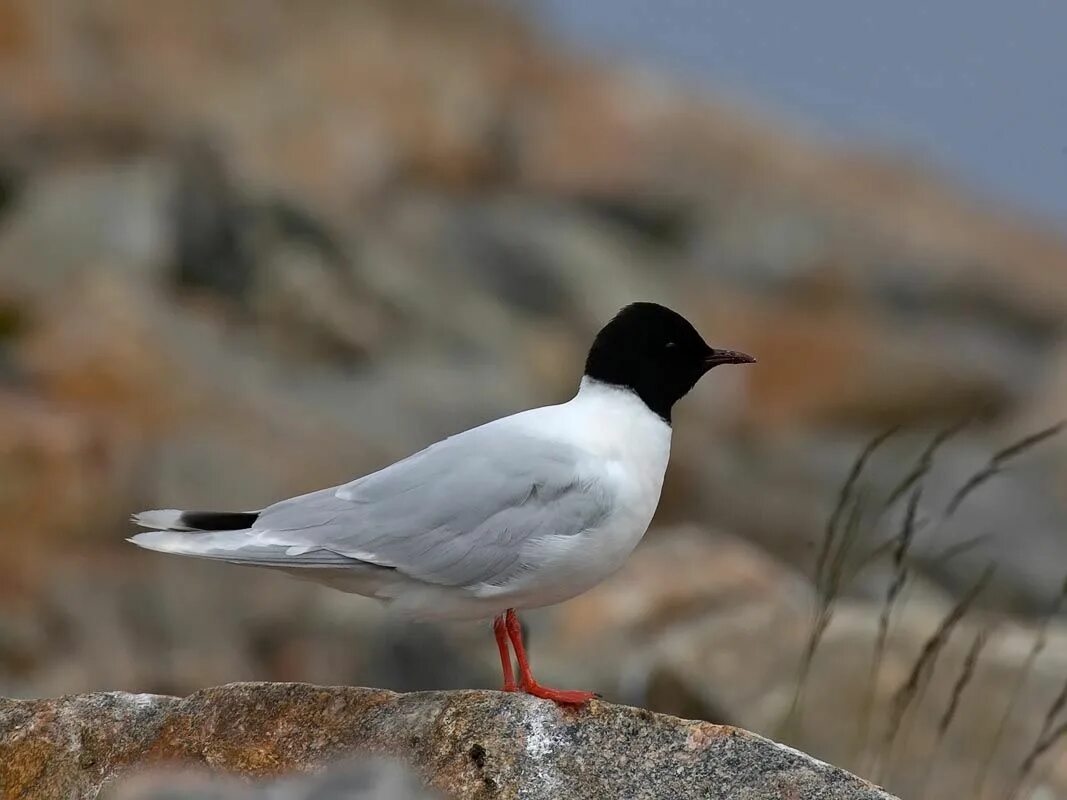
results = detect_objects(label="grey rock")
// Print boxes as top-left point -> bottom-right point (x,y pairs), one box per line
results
105,759 -> 439,800
546,528 -> 1067,800
681,427 -> 1067,615
0,161 -> 172,302
0,682 -> 897,800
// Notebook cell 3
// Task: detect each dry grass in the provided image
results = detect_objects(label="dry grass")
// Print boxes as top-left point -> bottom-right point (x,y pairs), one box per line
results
1015,718 -> 1067,800
793,420 -> 1066,798
976,573 -> 1067,799
1012,673 -> 1067,798
874,565 -> 994,783
783,429 -> 897,737
912,627 -> 992,798
814,426 -> 899,593
944,421 -> 1065,517
938,627 -> 991,737
881,420 -> 969,512
857,484 -> 924,766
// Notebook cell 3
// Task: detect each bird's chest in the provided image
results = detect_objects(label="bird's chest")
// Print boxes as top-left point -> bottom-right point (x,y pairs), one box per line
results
593,441 -> 670,561
526,418 -> 671,597
583,406 -> 672,531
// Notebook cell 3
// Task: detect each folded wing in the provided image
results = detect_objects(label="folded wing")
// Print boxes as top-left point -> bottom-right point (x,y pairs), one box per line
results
134,424 -> 613,590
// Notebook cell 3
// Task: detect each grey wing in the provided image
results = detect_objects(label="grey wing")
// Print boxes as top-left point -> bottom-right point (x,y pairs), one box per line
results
253,426 -> 613,588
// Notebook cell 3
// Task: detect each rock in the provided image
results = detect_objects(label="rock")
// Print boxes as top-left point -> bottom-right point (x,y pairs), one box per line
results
13,271 -> 389,522
104,759 -> 439,800
0,162 -> 171,303
1008,342 -> 1067,496
665,422 -> 1067,615
8,523 -> 1067,799
7,526 -> 1066,799
0,682 -> 897,800
0,389 -> 138,562
546,528 -> 1067,800
169,140 -> 254,303
0,553 -> 498,701
874,435 -> 1067,613
4,0 -> 1065,327
692,292 -> 1025,432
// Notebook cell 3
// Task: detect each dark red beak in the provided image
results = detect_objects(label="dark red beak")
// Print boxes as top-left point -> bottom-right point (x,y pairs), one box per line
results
704,348 -> 756,368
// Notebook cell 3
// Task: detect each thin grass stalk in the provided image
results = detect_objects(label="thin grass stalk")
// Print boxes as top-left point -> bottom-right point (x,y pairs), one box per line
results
916,628 -> 990,800
784,430 -> 895,739
827,487 -> 869,605
857,486 -> 923,769
928,533 -> 995,569
852,536 -> 897,576
945,422 -> 1065,517
976,572 -> 1067,800
881,420 -> 969,511
1013,717 -> 1067,800
938,628 -> 990,735
1026,673 -> 1067,771
815,426 -> 898,591
783,491 -> 868,738
1018,737 -> 1067,800
875,565 -> 994,782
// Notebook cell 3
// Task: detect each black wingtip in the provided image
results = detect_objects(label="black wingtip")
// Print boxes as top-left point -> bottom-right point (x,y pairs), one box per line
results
179,511 -> 260,531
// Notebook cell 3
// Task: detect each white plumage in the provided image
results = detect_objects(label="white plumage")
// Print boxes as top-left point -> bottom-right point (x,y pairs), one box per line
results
130,378 -> 670,620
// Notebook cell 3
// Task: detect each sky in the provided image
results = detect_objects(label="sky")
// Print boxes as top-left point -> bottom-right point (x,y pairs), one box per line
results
532,0 -> 1067,227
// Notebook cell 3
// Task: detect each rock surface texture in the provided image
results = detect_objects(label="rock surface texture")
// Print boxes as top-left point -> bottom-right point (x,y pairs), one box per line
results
0,682 -> 896,800
104,759 -> 441,800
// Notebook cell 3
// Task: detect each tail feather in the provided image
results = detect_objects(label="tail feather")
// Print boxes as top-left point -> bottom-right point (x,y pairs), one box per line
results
132,509 -> 191,531
128,509 -> 358,568
132,509 -> 259,532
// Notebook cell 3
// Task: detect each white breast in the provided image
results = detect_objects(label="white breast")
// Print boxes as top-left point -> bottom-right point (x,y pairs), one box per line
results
491,377 -> 672,609
378,378 -> 673,620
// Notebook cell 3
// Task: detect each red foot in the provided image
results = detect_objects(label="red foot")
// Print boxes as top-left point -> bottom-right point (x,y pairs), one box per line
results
522,682 -> 598,705
501,608 -> 597,707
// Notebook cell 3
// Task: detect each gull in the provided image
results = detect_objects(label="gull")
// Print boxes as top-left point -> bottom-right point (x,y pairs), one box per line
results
130,302 -> 754,704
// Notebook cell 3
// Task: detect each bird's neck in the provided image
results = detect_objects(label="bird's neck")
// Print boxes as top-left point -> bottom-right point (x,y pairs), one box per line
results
574,376 -> 670,426
572,376 -> 673,439
568,376 -> 672,483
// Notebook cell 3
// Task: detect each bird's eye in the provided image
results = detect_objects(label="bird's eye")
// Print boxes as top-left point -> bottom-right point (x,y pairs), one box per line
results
664,341 -> 677,349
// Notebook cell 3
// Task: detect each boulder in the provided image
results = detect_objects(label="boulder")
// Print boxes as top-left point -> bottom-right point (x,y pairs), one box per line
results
0,390 -> 137,559
104,759 -> 439,800
8,527 -> 1067,798
550,529 -> 1067,800
0,682 -> 896,800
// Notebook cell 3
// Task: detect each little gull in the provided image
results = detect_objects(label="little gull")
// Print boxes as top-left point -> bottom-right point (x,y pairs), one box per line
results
130,302 -> 754,705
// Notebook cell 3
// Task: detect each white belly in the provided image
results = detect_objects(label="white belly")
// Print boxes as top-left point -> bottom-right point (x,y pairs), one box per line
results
504,514 -> 656,609
329,378 -> 672,621
371,457 -> 664,620
404,445 -> 668,618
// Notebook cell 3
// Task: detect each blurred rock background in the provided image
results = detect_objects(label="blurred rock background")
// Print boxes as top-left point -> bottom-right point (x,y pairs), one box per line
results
1,1 -> 1066,798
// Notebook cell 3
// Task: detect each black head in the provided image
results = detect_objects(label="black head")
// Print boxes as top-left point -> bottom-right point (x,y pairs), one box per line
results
583,302 -> 755,422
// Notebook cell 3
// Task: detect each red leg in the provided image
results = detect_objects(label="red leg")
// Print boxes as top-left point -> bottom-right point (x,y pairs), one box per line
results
504,608 -> 596,706
493,614 -> 517,692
